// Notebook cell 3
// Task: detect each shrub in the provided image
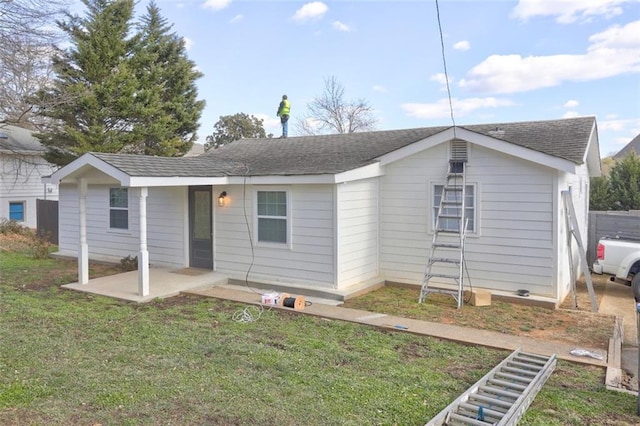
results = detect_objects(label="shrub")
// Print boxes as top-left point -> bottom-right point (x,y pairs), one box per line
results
120,255 -> 138,271
0,219 -> 32,236
29,236 -> 51,260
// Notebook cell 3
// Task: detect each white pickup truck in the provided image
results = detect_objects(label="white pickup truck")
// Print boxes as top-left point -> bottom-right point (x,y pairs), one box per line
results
592,235 -> 640,299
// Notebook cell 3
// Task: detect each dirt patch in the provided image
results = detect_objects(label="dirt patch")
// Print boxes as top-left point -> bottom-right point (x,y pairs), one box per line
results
0,231 -> 39,252
343,274 -> 616,351
559,273 -> 609,311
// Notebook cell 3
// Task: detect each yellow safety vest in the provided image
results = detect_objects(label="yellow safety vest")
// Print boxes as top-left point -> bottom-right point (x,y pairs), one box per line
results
279,99 -> 291,116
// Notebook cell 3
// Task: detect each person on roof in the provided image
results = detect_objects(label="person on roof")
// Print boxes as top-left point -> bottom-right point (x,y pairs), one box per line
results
276,94 -> 290,138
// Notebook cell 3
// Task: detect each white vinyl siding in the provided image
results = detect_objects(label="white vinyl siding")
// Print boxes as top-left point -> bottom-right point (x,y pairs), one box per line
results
336,178 -> 379,287
380,143 -> 556,297
215,184 -> 335,287
58,185 -> 187,267
555,163 -> 592,301
0,153 -> 59,228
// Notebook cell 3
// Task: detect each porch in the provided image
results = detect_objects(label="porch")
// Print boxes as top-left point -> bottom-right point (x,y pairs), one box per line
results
61,265 -> 380,305
62,267 -> 228,303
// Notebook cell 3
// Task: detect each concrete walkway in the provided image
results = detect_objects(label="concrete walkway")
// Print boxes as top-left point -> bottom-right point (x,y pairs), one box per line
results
188,284 -> 640,393
598,281 -> 639,391
185,285 -> 609,368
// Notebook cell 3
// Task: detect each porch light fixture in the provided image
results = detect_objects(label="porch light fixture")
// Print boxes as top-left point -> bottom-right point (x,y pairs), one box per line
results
218,191 -> 227,207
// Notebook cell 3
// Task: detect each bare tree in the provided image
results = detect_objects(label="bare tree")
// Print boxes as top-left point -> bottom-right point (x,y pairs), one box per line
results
0,37 -> 57,129
296,76 -> 378,135
0,0 -> 69,130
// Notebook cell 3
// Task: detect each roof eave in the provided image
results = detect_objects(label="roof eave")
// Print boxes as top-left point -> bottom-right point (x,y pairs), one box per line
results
48,153 -> 132,185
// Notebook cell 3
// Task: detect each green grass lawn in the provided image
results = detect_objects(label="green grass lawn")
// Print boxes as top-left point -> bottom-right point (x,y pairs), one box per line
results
0,235 -> 638,425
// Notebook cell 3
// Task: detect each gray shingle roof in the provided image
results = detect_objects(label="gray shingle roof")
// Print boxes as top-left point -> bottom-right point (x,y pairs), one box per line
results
463,116 -> 596,163
204,126 -> 450,175
90,116 -> 596,178
0,125 -> 45,153
91,152 -> 245,177
613,133 -> 640,160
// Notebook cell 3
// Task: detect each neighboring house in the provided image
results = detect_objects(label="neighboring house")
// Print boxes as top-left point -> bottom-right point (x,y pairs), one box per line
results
45,116 -> 601,306
613,133 -> 640,160
184,143 -> 205,157
0,125 -> 59,228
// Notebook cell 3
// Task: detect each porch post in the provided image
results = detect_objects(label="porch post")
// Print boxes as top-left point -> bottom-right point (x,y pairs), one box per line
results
78,178 -> 89,284
138,187 -> 149,296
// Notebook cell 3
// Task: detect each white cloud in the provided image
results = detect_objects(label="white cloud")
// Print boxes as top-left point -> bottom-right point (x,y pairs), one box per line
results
431,73 -> 455,92
430,73 -> 449,85
293,2 -> 328,22
372,85 -> 387,93
458,20 -> 640,94
454,40 -> 470,51
512,0 -> 628,24
562,111 -> 580,118
589,20 -> 640,50
183,37 -> 194,51
203,0 -> 231,11
230,14 -> 244,24
332,21 -> 351,32
247,113 -> 282,137
564,100 -> 579,108
600,117 -> 639,132
401,97 -> 515,119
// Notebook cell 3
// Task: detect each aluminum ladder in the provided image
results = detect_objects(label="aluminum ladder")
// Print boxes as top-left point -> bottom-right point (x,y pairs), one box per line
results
419,160 -> 467,308
425,349 -> 557,426
561,190 -> 598,313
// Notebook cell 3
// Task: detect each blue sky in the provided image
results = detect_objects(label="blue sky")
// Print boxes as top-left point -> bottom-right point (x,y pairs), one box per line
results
149,0 -> 639,157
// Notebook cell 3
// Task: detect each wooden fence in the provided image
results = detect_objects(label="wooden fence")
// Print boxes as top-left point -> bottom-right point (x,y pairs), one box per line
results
36,199 -> 58,245
587,210 -> 640,265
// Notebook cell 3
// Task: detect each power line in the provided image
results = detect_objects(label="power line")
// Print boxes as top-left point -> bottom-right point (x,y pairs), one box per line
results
435,0 -> 457,136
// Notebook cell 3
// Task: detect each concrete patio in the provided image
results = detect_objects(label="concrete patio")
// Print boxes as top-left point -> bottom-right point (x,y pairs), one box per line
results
62,267 -> 228,303
60,267 -> 353,305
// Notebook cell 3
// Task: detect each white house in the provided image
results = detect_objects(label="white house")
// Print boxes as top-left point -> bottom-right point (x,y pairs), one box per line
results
45,116 -> 601,306
0,125 -> 59,228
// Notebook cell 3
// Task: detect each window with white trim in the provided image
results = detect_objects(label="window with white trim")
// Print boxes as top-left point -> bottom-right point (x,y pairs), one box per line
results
257,190 -> 287,244
109,188 -> 129,229
9,201 -> 25,222
433,184 -> 476,233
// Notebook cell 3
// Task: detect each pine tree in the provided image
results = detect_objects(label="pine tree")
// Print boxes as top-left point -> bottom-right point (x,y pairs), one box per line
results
608,153 -> 640,210
37,0 -> 138,166
589,176 -> 613,211
130,2 -> 204,156
36,0 -> 205,165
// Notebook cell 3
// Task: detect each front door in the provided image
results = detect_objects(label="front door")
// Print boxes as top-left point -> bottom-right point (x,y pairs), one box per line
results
189,186 -> 213,269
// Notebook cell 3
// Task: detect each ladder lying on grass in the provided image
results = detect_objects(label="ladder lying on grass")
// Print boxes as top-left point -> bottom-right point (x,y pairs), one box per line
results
425,349 -> 557,426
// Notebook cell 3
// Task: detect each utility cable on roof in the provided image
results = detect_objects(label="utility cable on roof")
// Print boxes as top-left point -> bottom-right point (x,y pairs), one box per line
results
435,0 -> 457,138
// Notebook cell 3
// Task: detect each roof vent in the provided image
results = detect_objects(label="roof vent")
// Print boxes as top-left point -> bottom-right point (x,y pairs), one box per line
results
488,127 -> 505,136
450,139 -> 468,161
